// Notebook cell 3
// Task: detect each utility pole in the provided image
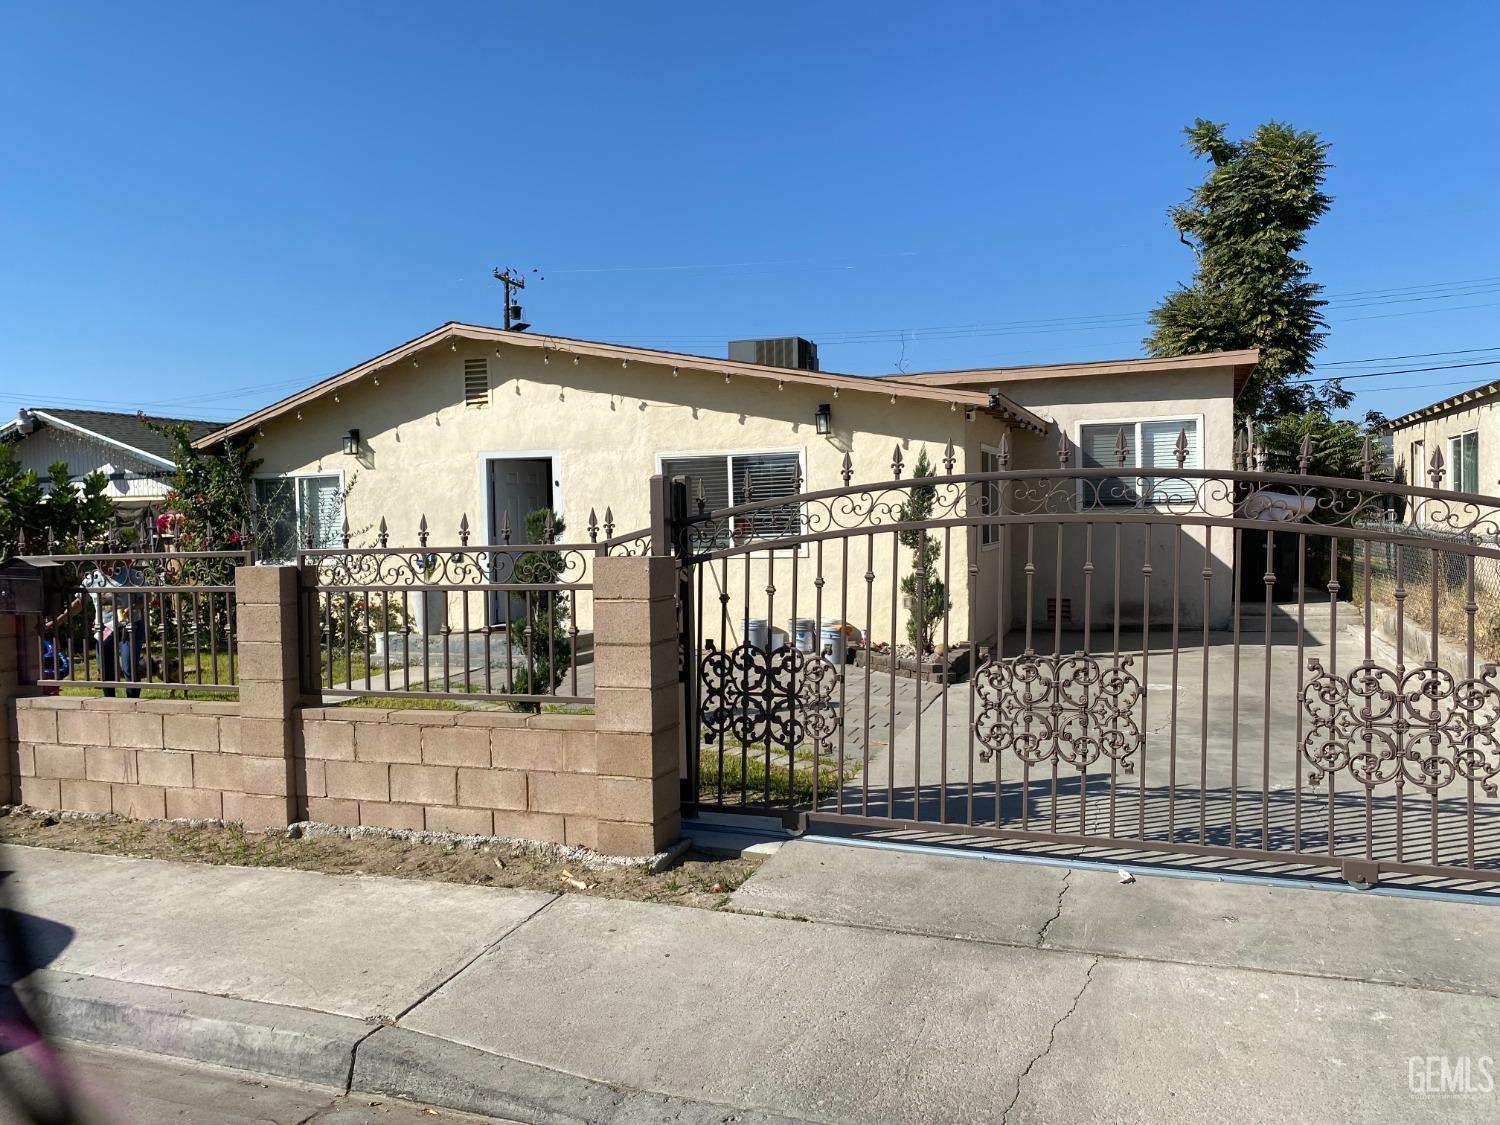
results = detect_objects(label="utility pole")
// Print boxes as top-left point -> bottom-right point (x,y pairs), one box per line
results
492,266 -> 531,331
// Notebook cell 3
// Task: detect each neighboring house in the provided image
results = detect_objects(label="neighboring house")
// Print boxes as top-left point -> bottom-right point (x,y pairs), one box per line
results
194,323 -> 1256,641
1,407 -> 220,512
1384,378 -> 1498,512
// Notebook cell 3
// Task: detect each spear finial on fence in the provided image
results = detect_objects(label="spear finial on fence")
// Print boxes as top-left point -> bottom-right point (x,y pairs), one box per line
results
377,517 -> 388,548
459,513 -> 470,546
418,514 -> 429,548
1429,445 -> 1446,488
498,511 -> 509,545
340,513 -> 350,548
45,526 -> 56,553
1057,432 -> 1072,469
603,506 -> 615,539
304,522 -> 314,550
741,474 -> 753,504
1174,427 -> 1189,469
1233,430 -> 1246,471
1297,431 -> 1313,475
17,528 -> 27,554
998,432 -> 1010,469
695,477 -> 707,515
943,439 -> 956,474
588,508 -> 599,542
543,511 -> 556,543
1114,427 -> 1128,468
891,444 -> 904,479
1360,436 -> 1374,480
840,451 -> 853,485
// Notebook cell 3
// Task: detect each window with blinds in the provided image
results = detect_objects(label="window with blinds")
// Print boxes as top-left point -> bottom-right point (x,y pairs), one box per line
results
659,450 -> 803,547
463,357 -> 490,408
1078,419 -> 1199,507
251,474 -> 343,561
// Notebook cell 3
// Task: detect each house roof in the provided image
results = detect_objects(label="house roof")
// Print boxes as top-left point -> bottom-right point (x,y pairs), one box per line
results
1382,376 -> 1500,431
880,349 -> 1262,399
192,323 -> 1051,449
1,407 -> 222,468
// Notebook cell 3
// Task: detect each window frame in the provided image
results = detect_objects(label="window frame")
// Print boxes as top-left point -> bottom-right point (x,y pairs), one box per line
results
979,444 -> 1005,549
655,446 -> 807,553
1073,414 -> 1205,510
1448,430 -> 1479,493
251,470 -> 346,562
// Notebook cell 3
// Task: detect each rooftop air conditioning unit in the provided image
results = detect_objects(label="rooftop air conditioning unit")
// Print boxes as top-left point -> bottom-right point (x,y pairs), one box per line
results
728,337 -> 819,372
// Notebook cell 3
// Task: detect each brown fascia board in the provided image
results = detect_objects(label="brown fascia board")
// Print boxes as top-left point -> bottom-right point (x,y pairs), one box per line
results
1383,378 -> 1500,432
193,323 -> 1049,448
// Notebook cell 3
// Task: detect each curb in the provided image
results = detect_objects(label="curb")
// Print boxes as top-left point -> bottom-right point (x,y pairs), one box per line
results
18,970 -> 371,1088
20,970 -> 805,1124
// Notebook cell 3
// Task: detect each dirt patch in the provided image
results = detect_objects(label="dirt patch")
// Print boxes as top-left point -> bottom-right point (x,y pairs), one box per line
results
0,810 -> 760,910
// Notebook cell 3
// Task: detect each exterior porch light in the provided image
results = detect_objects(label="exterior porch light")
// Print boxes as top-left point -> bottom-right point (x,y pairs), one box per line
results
342,428 -> 360,456
815,403 -> 832,435
987,386 -> 1001,411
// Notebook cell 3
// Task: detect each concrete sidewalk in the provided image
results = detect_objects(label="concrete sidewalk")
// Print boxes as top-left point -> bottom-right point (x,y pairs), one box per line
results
2,838 -> 1498,1123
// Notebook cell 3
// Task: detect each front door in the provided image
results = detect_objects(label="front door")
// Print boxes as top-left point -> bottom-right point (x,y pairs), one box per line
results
487,457 -> 554,626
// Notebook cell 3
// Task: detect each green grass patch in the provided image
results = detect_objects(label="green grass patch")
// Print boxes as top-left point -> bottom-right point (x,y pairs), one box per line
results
334,695 -> 477,711
696,740 -> 856,804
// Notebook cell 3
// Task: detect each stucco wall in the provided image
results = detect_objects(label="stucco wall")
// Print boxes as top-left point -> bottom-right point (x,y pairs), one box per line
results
248,341 -> 1007,647
995,366 -> 1239,630
1388,398 -> 1500,527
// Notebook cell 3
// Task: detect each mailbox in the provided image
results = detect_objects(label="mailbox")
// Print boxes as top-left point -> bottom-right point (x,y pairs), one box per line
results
0,559 -> 44,615
0,557 -> 68,616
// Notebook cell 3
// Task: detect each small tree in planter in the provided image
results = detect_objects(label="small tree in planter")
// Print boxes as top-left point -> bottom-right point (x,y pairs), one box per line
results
897,447 -> 946,655
507,508 -> 572,710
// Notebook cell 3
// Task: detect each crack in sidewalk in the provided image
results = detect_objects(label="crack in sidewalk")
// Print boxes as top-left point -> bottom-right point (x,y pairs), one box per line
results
1035,868 -> 1071,947
1001,954 -> 1099,1125
337,892 -> 563,1096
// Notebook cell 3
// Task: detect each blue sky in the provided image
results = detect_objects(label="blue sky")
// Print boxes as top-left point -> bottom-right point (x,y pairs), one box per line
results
2,1 -> 1497,424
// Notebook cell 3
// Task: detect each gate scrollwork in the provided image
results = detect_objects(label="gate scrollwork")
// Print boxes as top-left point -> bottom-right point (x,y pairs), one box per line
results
1301,658 -> 1500,796
699,643 -> 842,748
973,652 -> 1144,771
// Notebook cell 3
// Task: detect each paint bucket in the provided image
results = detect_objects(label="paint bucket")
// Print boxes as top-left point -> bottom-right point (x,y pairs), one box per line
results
788,617 -> 818,653
742,618 -> 769,651
820,621 -> 848,666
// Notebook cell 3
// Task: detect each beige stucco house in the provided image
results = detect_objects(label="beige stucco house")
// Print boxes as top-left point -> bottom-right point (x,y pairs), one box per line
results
195,324 -> 1255,644
1385,377 -> 1498,517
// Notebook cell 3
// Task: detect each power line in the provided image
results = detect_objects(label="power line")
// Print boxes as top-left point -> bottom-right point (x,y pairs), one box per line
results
1292,358 -> 1500,385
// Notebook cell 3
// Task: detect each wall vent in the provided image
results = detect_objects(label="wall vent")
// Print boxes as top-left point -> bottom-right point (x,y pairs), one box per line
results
1046,598 -> 1072,623
463,358 -> 489,408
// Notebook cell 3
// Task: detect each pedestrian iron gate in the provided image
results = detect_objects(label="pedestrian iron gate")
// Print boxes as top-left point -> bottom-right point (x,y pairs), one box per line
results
671,440 -> 1500,888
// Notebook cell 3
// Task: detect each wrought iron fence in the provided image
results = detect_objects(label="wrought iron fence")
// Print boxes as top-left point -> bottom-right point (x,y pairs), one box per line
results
672,434 -> 1500,887
35,545 -> 248,696
298,511 -> 649,707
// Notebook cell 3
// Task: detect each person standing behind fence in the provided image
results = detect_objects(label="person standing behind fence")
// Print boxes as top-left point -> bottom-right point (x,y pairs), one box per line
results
48,558 -> 146,698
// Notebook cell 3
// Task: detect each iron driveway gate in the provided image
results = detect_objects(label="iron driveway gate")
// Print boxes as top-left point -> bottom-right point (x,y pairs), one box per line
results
671,438 -> 1500,887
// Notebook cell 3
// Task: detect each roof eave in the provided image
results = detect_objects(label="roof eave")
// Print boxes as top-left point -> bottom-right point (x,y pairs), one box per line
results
194,323 -> 1049,447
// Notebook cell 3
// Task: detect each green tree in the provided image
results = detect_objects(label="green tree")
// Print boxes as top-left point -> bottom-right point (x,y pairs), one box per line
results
1257,412 -> 1384,479
897,448 -> 946,653
149,419 -> 260,552
507,508 -> 572,710
0,443 -> 111,556
1147,119 -> 1346,420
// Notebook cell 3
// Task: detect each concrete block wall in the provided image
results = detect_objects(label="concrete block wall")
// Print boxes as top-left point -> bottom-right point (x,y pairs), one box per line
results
11,697 -> 252,823
296,708 -> 601,845
2,556 -> 686,857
